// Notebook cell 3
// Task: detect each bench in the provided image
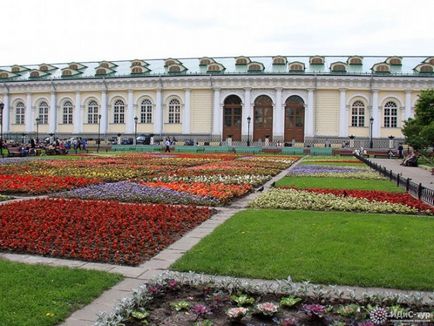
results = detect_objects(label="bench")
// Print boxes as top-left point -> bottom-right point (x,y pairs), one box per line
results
86,145 -> 112,152
333,149 -> 354,156
7,146 -> 22,157
262,148 -> 282,154
366,150 -> 394,158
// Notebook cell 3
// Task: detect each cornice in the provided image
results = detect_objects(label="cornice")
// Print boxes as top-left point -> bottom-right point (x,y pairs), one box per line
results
2,74 -> 433,94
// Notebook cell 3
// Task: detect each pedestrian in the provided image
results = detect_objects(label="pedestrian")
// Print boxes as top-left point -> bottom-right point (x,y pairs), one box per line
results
165,138 -> 171,153
397,143 -> 404,159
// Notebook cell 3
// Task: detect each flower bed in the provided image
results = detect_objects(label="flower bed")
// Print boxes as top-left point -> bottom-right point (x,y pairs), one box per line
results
142,181 -> 252,204
150,174 -> 271,186
0,174 -> 102,194
282,187 -> 434,214
288,164 -> 382,179
0,198 -> 213,265
96,274 -> 434,326
54,181 -> 219,206
249,188 -> 431,215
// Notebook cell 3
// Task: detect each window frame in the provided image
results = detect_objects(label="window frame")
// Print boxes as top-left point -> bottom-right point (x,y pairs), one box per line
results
62,101 -> 73,124
87,100 -> 99,124
38,101 -> 49,124
15,102 -> 25,125
168,99 -> 181,124
113,99 -> 125,124
140,99 -> 153,124
351,100 -> 365,127
384,101 -> 398,128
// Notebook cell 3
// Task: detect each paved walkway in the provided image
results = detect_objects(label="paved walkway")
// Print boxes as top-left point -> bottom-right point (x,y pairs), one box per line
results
370,158 -> 434,191
1,159 -> 301,326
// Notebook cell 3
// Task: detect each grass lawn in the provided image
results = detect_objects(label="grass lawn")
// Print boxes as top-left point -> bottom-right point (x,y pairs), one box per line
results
172,209 -> 434,290
0,260 -> 122,326
276,176 -> 404,192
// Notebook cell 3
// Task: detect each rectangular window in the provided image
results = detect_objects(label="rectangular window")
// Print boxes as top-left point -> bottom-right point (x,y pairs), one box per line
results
63,107 -> 73,124
39,107 -> 48,124
114,109 -> 125,124
16,108 -> 25,124
88,108 -> 98,124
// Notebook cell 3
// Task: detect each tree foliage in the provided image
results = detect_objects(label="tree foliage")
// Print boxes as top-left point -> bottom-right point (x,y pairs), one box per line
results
402,89 -> 434,162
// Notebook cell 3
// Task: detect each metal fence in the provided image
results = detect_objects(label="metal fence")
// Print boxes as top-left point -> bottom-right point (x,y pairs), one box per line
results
355,154 -> 434,207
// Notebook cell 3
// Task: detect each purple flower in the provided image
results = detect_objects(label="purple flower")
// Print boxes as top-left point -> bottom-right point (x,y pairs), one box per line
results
53,181 -> 219,206
191,304 -> 210,317
290,165 -> 365,175
302,304 -> 326,318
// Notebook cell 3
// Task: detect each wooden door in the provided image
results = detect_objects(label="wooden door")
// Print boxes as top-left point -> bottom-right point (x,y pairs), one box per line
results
284,96 -> 305,142
253,95 -> 273,141
222,95 -> 242,141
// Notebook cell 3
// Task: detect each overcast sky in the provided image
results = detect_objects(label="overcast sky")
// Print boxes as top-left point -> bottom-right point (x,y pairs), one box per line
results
1,0 -> 433,65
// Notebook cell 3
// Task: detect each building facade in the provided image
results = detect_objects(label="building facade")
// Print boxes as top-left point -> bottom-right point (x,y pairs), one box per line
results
1,55 -> 433,146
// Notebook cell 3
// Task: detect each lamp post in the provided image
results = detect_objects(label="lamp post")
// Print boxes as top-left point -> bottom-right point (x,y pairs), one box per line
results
247,116 -> 251,147
369,117 -> 374,149
0,103 -> 4,158
97,114 -> 102,153
35,117 -> 41,144
134,116 -> 138,146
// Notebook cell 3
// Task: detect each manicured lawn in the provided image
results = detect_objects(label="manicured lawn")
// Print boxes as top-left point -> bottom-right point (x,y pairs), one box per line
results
0,260 -> 122,326
172,209 -> 434,290
276,176 -> 404,192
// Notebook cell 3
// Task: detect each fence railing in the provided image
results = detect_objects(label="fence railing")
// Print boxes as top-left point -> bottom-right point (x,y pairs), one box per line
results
355,154 -> 434,207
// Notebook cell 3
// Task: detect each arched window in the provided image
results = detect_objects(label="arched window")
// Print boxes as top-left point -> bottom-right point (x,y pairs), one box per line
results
207,63 -> 224,72
0,72 -> 8,79
15,102 -> 25,124
331,63 -> 347,72
100,62 -> 109,68
272,56 -> 287,65
11,66 -> 20,73
140,99 -> 152,123
351,101 -> 365,127
113,99 -> 125,124
131,66 -> 143,74
420,65 -> 433,73
348,56 -> 363,65
62,70 -> 72,77
40,65 -> 48,72
69,64 -> 78,70
168,99 -> 181,124
96,68 -> 106,75
63,101 -> 73,124
168,65 -> 181,73
88,100 -> 99,124
384,101 -> 398,128
289,63 -> 305,71
30,71 -> 40,78
38,101 -> 49,124
310,56 -> 324,65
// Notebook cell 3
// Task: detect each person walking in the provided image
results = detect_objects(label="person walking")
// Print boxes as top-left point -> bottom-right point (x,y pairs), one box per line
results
397,143 -> 404,159
164,138 -> 171,153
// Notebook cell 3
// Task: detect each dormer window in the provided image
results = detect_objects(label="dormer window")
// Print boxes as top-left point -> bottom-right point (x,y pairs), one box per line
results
11,65 -> 28,73
288,62 -> 305,72
0,72 -> 8,79
11,66 -> 20,73
423,57 -> 434,65
372,63 -> 390,73
247,62 -> 264,72
96,68 -> 107,75
69,64 -> 78,70
207,63 -> 225,73
100,62 -> 109,69
199,57 -> 215,66
40,65 -> 48,72
164,58 -> 181,67
272,56 -> 287,65
414,64 -> 433,73
330,62 -> 347,72
131,66 -> 145,74
310,56 -> 324,65
386,56 -> 402,65
62,69 -> 72,77
347,56 -> 363,65
30,71 -> 40,78
235,56 -> 251,65
131,61 -> 142,67
168,65 -> 182,73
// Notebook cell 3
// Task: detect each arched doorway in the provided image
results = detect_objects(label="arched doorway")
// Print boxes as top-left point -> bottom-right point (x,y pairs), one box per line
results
223,95 -> 242,141
253,95 -> 273,141
284,95 -> 305,142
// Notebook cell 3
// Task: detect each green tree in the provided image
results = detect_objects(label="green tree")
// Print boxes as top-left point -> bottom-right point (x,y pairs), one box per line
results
402,89 -> 434,164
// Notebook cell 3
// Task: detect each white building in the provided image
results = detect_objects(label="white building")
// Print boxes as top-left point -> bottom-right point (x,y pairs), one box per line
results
1,55 -> 433,146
